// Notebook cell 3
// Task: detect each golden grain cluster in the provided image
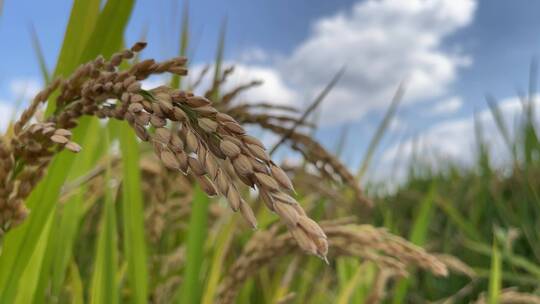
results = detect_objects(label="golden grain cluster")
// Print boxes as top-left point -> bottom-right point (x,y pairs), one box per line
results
1,42 -> 328,260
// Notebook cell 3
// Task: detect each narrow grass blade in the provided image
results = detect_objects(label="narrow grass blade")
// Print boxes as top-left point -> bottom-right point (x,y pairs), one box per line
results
334,124 -> 349,158
90,154 -> 119,304
171,1 -> 189,89
463,239 -> 540,279
46,0 -> 100,115
486,95 -> 515,159
392,184 -> 436,303
115,120 -> 149,304
48,0 -> 135,114
336,264 -> 367,304
336,258 -> 356,295
44,119 -> 105,301
270,67 -> 345,155
295,258 -> 323,303
435,196 -> 483,242
238,279 -> 255,304
357,81 -> 405,180
355,263 -> 377,302
50,180 -> 94,295
476,269 -> 538,286
12,213 -> 54,304
472,113 -> 490,225
68,261 -> 84,304
488,241 -> 502,304
78,0 -> 135,63
409,184 -> 436,245
201,216 -> 237,304
29,23 -> 51,84
528,58 -> 537,107
178,186 -> 210,304
211,18 -> 227,100
2,119 -> 104,303
271,257 -> 300,303
53,0 -> 99,75
0,118 -> 94,302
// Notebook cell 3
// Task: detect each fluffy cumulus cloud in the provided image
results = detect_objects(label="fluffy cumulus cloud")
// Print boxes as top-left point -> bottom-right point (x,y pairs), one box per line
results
382,95 -> 539,168
238,47 -> 270,64
9,78 -> 42,101
280,0 -> 476,124
140,63 -> 298,107
218,64 -> 298,106
428,96 -> 463,115
0,101 -> 16,132
189,63 -> 298,106
214,0 -> 476,125
0,78 -> 41,132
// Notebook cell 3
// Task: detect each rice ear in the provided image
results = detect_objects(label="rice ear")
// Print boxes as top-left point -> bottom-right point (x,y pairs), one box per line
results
2,41 -> 329,265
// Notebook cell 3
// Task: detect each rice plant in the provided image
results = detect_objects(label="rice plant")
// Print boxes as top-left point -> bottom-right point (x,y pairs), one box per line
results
1,1 -> 539,303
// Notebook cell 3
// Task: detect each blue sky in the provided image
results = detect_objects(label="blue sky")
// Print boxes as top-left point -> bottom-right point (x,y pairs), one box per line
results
1,0 -> 540,181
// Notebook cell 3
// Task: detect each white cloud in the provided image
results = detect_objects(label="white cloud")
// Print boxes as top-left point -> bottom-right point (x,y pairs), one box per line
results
223,64 -> 298,106
190,63 -> 298,107
137,63 -> 297,109
238,47 -> 269,63
141,76 -> 167,90
0,78 -> 40,132
383,117 -> 475,164
280,0 -> 476,125
428,96 -> 463,115
389,117 -> 407,131
0,101 -> 16,132
9,78 -> 42,101
382,95 -> 539,168
183,0 -> 476,126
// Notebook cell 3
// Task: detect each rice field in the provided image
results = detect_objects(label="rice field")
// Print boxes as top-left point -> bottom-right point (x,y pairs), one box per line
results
0,1 -> 539,303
